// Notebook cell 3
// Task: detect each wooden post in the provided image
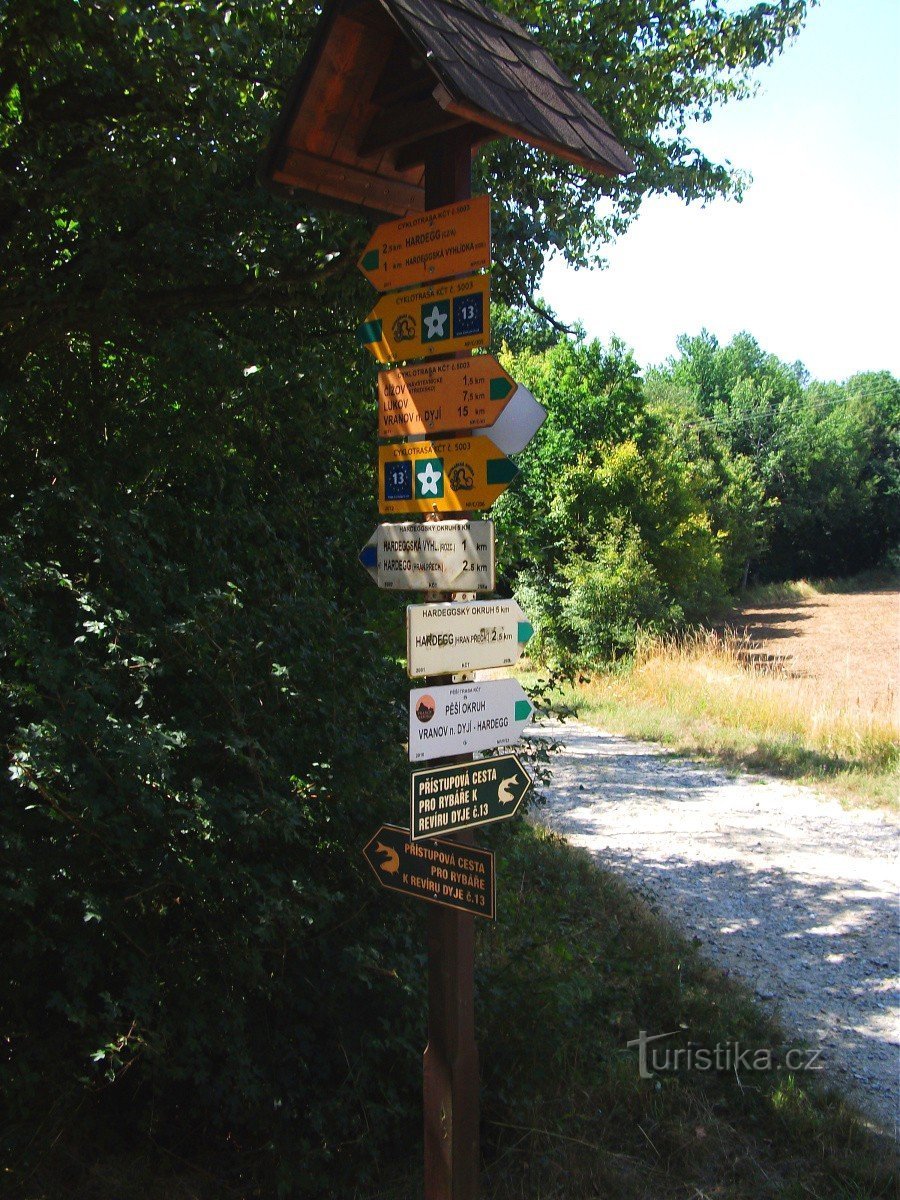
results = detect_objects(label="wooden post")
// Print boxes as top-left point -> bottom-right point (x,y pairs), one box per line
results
422,127 -> 480,1200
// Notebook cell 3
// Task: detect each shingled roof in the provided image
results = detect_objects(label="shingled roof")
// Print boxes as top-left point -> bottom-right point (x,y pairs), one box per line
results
259,0 -> 634,218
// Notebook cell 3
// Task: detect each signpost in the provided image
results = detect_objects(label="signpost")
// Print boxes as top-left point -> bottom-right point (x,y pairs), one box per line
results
408,679 -> 533,762
410,753 -> 532,840
363,824 -> 496,920
406,598 -> 533,677
357,273 -> 490,364
358,195 -> 491,292
379,435 -> 516,515
378,354 -> 515,438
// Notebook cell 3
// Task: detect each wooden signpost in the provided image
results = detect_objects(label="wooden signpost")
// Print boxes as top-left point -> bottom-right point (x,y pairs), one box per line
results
411,754 -> 532,840
358,196 -> 491,292
363,824 -> 496,920
359,520 -> 496,592
262,1 -> 635,1193
378,435 -> 516,515
408,679 -> 534,762
406,599 -> 533,677
357,273 -> 490,364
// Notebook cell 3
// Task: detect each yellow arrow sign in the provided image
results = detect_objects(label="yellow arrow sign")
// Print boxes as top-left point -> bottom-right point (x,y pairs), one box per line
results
378,354 -> 516,438
358,196 -> 491,291
378,435 -> 516,515
357,274 -> 489,365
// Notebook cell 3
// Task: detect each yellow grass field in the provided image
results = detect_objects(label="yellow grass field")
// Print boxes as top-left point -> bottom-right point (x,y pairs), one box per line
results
552,580 -> 900,809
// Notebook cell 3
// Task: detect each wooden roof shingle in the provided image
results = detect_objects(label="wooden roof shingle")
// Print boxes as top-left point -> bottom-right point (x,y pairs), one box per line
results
259,0 -> 634,218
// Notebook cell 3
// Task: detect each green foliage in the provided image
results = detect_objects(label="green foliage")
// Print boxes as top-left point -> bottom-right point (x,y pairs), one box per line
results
648,335 -> 900,583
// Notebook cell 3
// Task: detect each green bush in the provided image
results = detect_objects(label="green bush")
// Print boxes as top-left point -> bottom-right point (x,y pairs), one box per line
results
559,523 -> 676,663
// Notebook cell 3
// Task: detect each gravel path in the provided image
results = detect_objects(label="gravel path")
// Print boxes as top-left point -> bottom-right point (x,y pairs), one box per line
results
533,720 -> 900,1134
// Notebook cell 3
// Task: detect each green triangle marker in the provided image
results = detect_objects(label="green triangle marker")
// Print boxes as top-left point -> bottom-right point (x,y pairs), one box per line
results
361,249 -> 379,272
356,318 -> 383,346
514,699 -> 533,722
490,376 -> 514,401
517,621 -> 534,645
486,456 -> 518,485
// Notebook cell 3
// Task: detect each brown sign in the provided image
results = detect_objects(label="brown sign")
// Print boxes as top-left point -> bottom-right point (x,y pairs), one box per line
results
362,824 -> 495,920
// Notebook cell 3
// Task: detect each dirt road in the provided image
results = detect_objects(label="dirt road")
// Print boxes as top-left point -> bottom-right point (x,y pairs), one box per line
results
534,720 -> 900,1134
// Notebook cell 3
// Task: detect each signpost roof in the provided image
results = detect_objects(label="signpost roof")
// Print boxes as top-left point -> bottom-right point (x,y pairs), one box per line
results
259,0 -> 634,218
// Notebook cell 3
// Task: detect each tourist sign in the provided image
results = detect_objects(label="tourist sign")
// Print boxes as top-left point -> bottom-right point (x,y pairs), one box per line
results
357,274 -> 489,364
406,598 -> 533,677
408,679 -> 534,762
379,435 -> 515,515
358,195 -> 491,292
410,753 -> 532,840
378,355 -> 515,438
363,823 -> 496,920
359,520 -> 495,592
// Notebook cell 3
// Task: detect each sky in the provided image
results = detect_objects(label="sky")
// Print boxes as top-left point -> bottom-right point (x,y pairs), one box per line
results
540,0 -> 900,382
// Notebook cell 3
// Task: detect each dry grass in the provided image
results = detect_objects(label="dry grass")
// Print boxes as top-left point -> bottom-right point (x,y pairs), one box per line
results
557,623 -> 899,809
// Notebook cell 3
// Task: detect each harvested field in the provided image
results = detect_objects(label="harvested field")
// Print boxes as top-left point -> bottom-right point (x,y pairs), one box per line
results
725,584 -> 899,718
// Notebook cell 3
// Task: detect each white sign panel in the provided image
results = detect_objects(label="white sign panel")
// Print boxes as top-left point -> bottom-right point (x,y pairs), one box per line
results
406,599 -> 533,677
477,384 -> 546,455
359,520 -> 495,592
408,679 -> 534,762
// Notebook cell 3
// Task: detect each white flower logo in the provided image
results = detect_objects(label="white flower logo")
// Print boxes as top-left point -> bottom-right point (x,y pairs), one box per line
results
416,461 -> 442,496
423,304 -> 449,340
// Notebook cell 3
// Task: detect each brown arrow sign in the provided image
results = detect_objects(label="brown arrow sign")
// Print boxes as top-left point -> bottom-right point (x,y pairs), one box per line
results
362,824 -> 495,920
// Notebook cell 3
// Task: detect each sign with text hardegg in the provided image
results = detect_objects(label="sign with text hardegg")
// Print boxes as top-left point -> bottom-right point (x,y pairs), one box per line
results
379,435 -> 515,515
406,598 -> 533,677
357,274 -> 489,365
359,520 -> 495,592
363,823 -> 496,920
408,679 -> 534,762
410,753 -> 532,841
358,195 -> 491,292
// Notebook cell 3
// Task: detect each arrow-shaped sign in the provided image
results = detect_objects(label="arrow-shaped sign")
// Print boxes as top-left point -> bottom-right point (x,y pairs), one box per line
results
363,824 -> 496,919
357,274 -> 489,365
406,598 -> 533,677
378,354 -> 516,439
358,195 -> 491,292
359,519 -> 495,592
410,753 -> 533,841
408,679 -> 534,762
379,436 -> 516,515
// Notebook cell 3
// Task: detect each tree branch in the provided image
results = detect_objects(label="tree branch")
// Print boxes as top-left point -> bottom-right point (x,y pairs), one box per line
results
521,290 -> 576,337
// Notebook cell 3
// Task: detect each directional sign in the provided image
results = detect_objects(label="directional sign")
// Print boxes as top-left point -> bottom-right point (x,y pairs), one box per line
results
406,599 -> 533,677
378,355 -> 515,438
409,679 -> 534,762
357,274 -> 489,365
358,195 -> 491,292
379,436 -> 516,515
410,753 -> 532,840
359,520 -> 495,592
363,823 -> 496,920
